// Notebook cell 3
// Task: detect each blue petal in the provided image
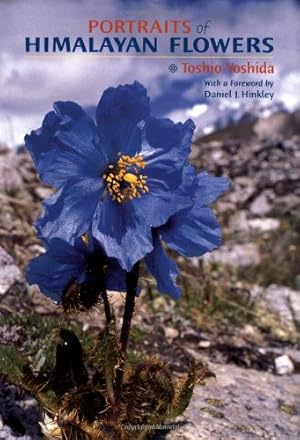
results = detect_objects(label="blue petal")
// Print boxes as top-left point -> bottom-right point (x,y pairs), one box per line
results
53,101 -> 108,169
96,81 -> 149,162
26,239 -> 85,301
53,101 -> 100,156
92,197 -> 153,271
25,111 -> 60,166
104,259 -> 127,292
131,165 -> 197,228
161,207 -> 222,257
37,147 -> 104,189
45,238 -> 87,264
145,235 -> 180,300
141,118 -> 195,191
145,117 -> 195,156
36,177 -> 104,244
25,101 -> 107,177
196,172 -> 231,207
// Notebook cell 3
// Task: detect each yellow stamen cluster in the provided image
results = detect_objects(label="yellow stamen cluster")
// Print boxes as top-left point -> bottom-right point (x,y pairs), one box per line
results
103,154 -> 149,203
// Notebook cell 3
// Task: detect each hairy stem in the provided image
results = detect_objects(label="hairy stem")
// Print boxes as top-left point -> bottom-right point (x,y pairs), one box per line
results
114,262 -> 139,413
120,262 -> 139,352
101,287 -> 111,324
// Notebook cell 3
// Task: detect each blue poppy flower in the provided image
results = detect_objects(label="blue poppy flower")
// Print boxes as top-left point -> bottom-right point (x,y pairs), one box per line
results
25,81 -> 195,271
144,172 -> 231,299
26,236 -> 126,310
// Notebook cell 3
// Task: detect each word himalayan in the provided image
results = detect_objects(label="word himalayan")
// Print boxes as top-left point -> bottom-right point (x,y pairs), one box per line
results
25,36 -> 274,54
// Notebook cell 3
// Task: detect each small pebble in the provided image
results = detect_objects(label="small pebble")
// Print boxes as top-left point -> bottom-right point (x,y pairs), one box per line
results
275,355 -> 294,375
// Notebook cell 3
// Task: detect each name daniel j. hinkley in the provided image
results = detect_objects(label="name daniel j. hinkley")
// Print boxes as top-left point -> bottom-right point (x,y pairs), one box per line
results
205,88 -> 274,100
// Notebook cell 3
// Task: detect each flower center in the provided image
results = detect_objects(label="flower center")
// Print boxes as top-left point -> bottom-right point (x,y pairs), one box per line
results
103,154 -> 149,203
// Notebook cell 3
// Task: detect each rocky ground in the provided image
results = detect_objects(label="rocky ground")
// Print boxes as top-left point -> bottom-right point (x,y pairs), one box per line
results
0,110 -> 299,439
163,363 -> 299,440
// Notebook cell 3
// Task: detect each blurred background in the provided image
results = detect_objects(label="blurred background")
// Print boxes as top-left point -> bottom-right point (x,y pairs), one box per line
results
0,0 -> 299,439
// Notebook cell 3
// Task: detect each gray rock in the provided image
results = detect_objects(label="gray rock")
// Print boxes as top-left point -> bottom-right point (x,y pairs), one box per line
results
0,154 -> 23,195
0,380 -> 42,439
248,217 -> 280,232
164,327 -> 180,342
165,363 -> 300,440
261,285 -> 300,330
227,181 -> 255,207
228,213 -> 280,234
250,193 -> 272,216
0,247 -> 23,297
274,194 -> 300,216
228,210 -> 249,232
204,243 -> 261,267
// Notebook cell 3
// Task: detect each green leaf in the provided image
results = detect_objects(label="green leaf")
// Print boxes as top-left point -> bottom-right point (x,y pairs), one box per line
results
0,344 -> 31,384
169,362 -> 215,418
0,344 -> 58,415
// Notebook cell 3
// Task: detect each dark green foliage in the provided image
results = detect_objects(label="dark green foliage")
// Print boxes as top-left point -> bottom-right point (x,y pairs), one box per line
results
0,344 -> 58,415
0,312 -> 95,374
122,357 -> 175,426
169,362 -> 216,418
0,312 -> 58,371
0,319 -> 214,439
0,344 -> 30,384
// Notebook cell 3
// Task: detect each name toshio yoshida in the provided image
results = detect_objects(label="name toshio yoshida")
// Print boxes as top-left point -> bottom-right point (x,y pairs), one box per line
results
182,61 -> 275,74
